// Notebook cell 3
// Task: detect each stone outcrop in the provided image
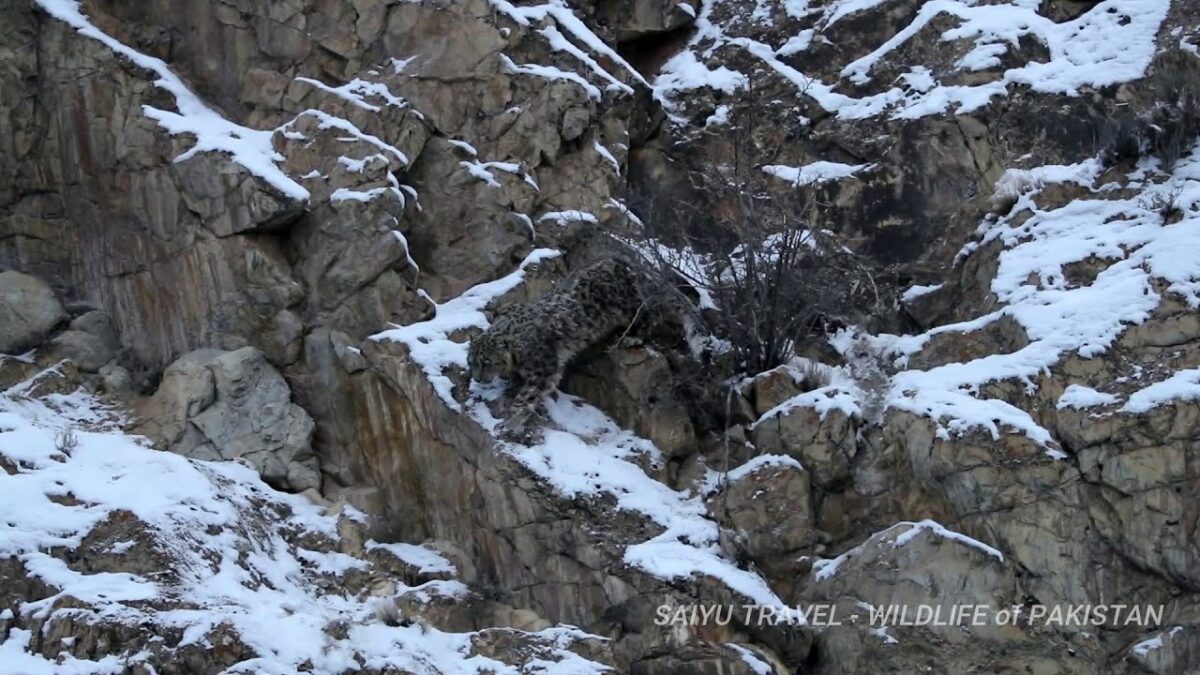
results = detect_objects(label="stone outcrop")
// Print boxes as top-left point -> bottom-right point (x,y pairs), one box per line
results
137,347 -> 320,491
805,521 -> 1100,674
563,345 -> 698,458
0,270 -> 66,355
48,310 -> 120,372
752,405 -> 859,489
709,457 -> 820,586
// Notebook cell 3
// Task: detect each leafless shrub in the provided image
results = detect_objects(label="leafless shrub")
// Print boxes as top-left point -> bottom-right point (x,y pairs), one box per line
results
375,598 -> 406,626
797,359 -> 833,391
1140,184 -> 1185,223
621,138 -> 881,377
54,427 -> 79,455
1098,66 -> 1200,171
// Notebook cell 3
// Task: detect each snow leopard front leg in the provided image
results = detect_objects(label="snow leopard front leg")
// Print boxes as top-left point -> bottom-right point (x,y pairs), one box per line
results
498,340 -> 562,443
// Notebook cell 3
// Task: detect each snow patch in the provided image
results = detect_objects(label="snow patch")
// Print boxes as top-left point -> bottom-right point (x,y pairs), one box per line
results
655,50 -> 748,98
892,519 -> 1004,561
725,644 -> 772,675
489,0 -> 648,88
539,210 -> 598,225
284,109 -> 409,165
460,160 -> 524,189
1057,384 -> 1120,410
813,519 -> 1004,582
901,283 -> 944,302
367,541 -> 457,575
0,376 -> 599,673
1131,627 -> 1183,656
1123,369 -> 1200,413
762,161 -> 874,186
726,454 -> 805,481
294,77 -> 408,112
656,0 -> 1170,123
875,146 -> 1200,444
502,55 -> 602,100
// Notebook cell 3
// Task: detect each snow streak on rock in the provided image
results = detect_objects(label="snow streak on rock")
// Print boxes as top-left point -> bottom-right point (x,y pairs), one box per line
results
654,0 -> 1171,121
372,249 -> 562,410
844,143 -> 1200,445
812,519 -> 1004,582
761,161 -> 874,186
34,0 -> 310,201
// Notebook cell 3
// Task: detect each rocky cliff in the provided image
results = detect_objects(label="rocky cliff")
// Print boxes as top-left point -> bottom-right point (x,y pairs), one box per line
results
1,0 -> 1199,672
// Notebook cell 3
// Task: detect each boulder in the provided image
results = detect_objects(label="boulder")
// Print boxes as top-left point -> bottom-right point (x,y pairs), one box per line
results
51,330 -> 114,372
749,366 -> 803,417
810,520 -> 1017,642
99,363 -> 134,394
563,346 -> 697,457
804,520 -> 1097,673
905,314 -> 1031,371
174,152 -> 307,237
0,271 -> 66,354
138,347 -> 319,491
1124,626 -> 1200,675
709,456 -> 820,574
49,310 -> 120,371
751,404 -> 858,488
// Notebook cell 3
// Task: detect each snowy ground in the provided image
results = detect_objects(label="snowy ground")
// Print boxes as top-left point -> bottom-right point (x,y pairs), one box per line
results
0,368 -> 610,674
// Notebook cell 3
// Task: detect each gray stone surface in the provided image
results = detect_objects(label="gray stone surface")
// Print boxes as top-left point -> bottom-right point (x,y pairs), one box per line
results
139,347 -> 319,491
0,271 -> 66,354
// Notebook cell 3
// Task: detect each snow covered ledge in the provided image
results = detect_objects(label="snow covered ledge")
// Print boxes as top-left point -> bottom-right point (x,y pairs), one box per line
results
34,0 -> 310,204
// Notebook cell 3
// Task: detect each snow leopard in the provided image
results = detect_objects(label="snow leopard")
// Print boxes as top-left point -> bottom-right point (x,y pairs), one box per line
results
468,258 -> 647,439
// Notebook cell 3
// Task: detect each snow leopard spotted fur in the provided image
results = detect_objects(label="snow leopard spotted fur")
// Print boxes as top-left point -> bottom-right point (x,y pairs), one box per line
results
468,258 -> 647,438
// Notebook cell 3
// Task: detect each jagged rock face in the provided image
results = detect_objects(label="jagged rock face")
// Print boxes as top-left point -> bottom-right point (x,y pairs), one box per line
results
803,522 -> 1101,674
1,9 -> 306,369
4,0 -> 1200,672
639,0 -> 1200,292
0,0 -> 636,371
